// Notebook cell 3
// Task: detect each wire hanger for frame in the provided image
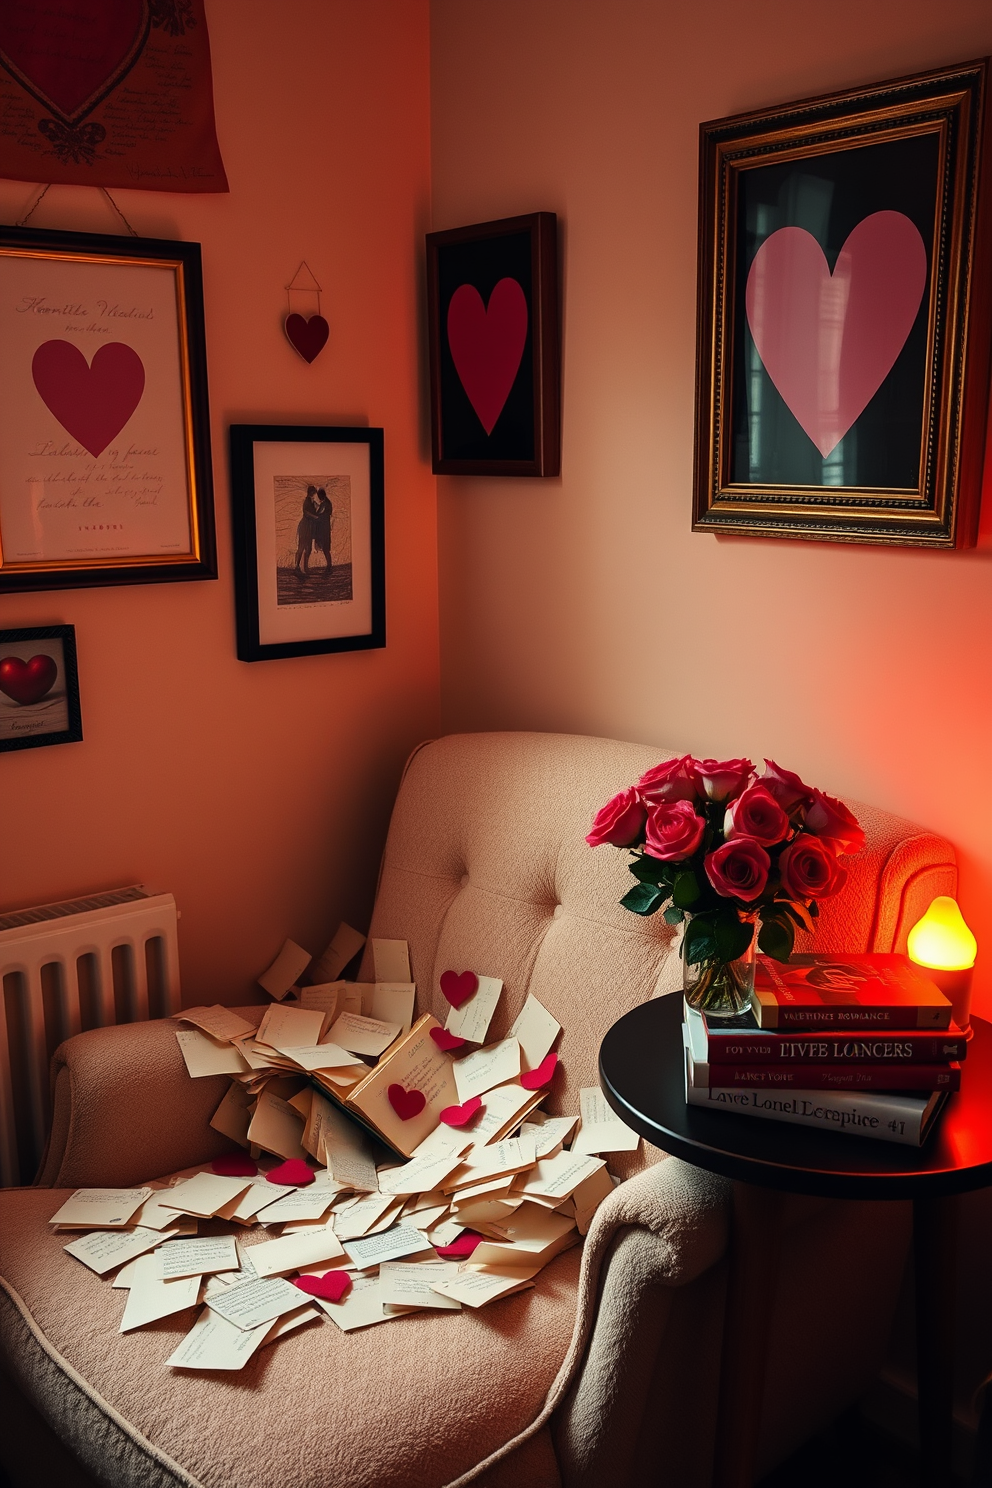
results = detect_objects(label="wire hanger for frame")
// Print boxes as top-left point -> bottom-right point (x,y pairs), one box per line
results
14,184 -> 138,235
284,260 -> 329,364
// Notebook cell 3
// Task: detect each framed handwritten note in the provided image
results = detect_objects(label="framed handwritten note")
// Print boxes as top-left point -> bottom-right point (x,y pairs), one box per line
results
0,223 -> 215,592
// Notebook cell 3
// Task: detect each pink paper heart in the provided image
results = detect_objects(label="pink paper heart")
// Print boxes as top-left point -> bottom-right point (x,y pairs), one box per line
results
439,1096 -> 483,1128
521,1052 -> 558,1090
293,1270 -> 352,1302
435,1231 -> 483,1259
211,1154 -> 258,1177
447,278 -> 529,435
745,211 -> 927,457
430,1026 -> 467,1053
285,313 -> 329,364
266,1159 -> 315,1186
388,1083 -> 426,1121
32,340 -> 145,458
440,969 -> 478,1010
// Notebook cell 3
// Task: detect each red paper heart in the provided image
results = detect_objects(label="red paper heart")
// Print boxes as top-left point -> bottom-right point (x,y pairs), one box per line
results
388,1083 -> 426,1121
439,1096 -> 483,1128
293,1270 -> 352,1302
435,1230 -> 483,1259
447,278 -> 529,435
521,1052 -> 558,1090
32,340 -> 145,458
285,313 -> 329,364
430,1027 -> 466,1053
266,1159 -> 315,1186
0,0 -> 146,123
440,970 -> 478,1010
211,1154 -> 258,1177
0,654 -> 57,705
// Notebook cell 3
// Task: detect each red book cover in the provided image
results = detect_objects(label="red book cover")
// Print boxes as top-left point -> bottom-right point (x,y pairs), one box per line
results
750,954 -> 952,1030
703,1062 -> 960,1093
701,1014 -> 967,1065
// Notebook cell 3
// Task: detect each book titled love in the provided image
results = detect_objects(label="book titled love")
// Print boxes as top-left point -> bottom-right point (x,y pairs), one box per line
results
750,954 -> 953,1030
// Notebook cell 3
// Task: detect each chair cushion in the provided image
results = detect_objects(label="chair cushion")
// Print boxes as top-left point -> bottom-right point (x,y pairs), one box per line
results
0,1187 -> 580,1488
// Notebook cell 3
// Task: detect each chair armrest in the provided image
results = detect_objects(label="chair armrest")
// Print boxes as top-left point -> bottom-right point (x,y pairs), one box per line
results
36,1014 -> 251,1188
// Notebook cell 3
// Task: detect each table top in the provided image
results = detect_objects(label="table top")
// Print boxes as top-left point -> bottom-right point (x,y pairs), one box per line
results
599,996 -> 992,1200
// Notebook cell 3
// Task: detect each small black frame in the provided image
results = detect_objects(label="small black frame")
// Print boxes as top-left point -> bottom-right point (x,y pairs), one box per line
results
0,624 -> 82,752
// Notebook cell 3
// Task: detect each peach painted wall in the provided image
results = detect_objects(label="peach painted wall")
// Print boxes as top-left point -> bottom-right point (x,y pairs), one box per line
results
430,0 -> 992,1016
0,0 -> 438,1004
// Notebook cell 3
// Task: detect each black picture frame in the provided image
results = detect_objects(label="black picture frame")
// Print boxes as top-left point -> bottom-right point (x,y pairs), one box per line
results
0,223 -> 216,591
426,212 -> 561,477
229,424 -> 385,662
0,624 -> 82,752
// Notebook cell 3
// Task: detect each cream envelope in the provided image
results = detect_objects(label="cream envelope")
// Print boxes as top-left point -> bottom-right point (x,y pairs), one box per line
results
342,1225 -> 434,1270
205,1275 -> 303,1332
470,1083 -> 544,1144
175,1005 -> 256,1043
277,1042 -> 358,1072
316,1272 -> 392,1331
471,1206 -> 577,1267
371,938 -> 411,983
444,975 -> 503,1045
377,1148 -> 466,1198
379,1260 -> 462,1310
247,1090 -> 308,1162
333,1191 -> 402,1241
326,1010 -> 401,1058
158,1172 -> 254,1218
572,1086 -> 641,1154
431,1264 -> 539,1307
166,1306 -> 272,1370
370,983 -> 417,1034
572,1164 -> 615,1234
452,1038 -> 521,1103
257,1002 -> 325,1052
310,922 -> 367,984
209,1081 -> 254,1149
119,1255 -> 201,1332
250,1227 -> 346,1279
158,1235 -> 239,1280
514,1150 -> 606,1203
444,1136 -> 537,1192
176,1028 -> 250,1079
257,939 -> 312,1000
50,1188 -> 152,1228
64,1226 -> 176,1276
507,994 -> 561,1072
521,1114 -> 579,1158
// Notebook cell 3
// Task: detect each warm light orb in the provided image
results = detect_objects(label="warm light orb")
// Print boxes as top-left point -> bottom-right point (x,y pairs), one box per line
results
907,896 -> 977,971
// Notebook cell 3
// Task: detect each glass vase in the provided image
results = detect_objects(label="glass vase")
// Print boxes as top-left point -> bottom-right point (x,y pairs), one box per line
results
682,920 -> 756,1019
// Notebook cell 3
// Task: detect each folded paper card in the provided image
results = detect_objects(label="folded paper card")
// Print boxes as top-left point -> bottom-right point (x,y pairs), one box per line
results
258,939 -> 312,1000
205,1275 -> 304,1331
247,1091 -> 308,1163
371,939 -> 411,983
256,1003 -> 325,1052
379,1259 -> 462,1311
176,1028 -> 250,1079
370,983 -> 417,1034
453,1039 -> 521,1103
327,1011 -> 402,1058
444,975 -> 503,1045
158,1235 -> 239,1280
341,1225 -> 433,1270
119,1254 -> 201,1332
508,994 -> 561,1072
159,1172 -> 254,1218
175,1005 -> 256,1043
310,922 -> 367,985
249,1227 -> 345,1279
573,1086 -> 641,1155
166,1306 -> 273,1370
65,1226 -> 177,1276
50,1189 -> 152,1229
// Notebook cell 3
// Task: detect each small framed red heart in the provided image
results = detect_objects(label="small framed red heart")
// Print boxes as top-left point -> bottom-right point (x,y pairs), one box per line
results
293,1270 -> 352,1302
388,1083 -> 426,1121
266,1158 -> 315,1186
0,654 -> 58,705
435,1230 -> 484,1259
521,1052 -> 558,1089
440,969 -> 478,1009
430,1026 -> 466,1053
439,1096 -> 482,1128
211,1154 -> 258,1177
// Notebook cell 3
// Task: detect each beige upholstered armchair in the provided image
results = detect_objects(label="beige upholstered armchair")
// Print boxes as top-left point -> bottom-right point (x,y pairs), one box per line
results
0,733 -> 956,1488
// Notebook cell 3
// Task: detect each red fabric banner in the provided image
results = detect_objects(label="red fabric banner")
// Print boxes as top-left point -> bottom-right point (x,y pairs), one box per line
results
0,0 -> 227,192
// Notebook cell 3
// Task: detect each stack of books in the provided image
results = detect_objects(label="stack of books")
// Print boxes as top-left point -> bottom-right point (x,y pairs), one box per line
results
683,953 -> 965,1147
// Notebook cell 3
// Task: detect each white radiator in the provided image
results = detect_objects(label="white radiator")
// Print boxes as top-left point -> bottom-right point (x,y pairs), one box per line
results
0,885 -> 181,1185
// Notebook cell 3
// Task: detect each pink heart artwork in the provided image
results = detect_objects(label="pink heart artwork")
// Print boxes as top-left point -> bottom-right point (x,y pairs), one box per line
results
745,210 -> 927,458
447,277 -> 528,435
32,340 -> 145,458
266,1159 -> 315,1187
0,654 -> 57,705
388,1083 -> 426,1121
293,1270 -> 352,1302
430,1027 -> 467,1054
520,1052 -> 558,1090
435,1231 -> 484,1259
211,1154 -> 258,1178
439,1096 -> 483,1128
0,1 -> 146,122
285,313 -> 329,364
440,970 -> 478,1010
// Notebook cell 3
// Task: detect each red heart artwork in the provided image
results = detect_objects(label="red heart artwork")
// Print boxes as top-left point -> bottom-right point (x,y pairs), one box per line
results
0,654 -> 57,705
435,1231 -> 483,1259
745,210 -> 927,458
0,1 -> 147,123
266,1159 -> 315,1187
439,1096 -> 483,1128
293,1270 -> 352,1302
32,340 -> 145,458
211,1154 -> 258,1178
440,970 -> 478,1010
521,1052 -> 558,1090
430,1027 -> 467,1054
447,278 -> 528,435
388,1083 -> 426,1121
285,313 -> 329,364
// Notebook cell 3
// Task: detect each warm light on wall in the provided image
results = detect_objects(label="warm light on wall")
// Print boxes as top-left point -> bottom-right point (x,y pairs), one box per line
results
907,896 -> 977,1034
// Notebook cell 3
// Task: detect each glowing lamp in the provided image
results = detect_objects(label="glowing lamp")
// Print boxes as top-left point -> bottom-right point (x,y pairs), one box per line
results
907,896 -> 977,1035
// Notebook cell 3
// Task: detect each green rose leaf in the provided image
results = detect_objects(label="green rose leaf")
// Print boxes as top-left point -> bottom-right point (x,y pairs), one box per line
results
620,882 -> 666,916
672,871 -> 701,908
758,915 -> 794,962
780,900 -> 815,934
714,914 -> 754,963
683,914 -> 718,966
628,855 -> 670,886
663,905 -> 685,925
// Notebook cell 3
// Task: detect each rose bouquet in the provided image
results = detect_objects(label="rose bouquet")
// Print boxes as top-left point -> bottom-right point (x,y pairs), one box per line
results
586,755 -> 865,1016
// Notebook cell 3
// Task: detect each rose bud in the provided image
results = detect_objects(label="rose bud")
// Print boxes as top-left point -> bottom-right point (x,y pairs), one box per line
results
779,833 -> 850,899
586,788 -> 648,848
724,784 -> 790,846
759,758 -> 813,811
644,800 -> 706,861
693,757 -> 753,802
804,790 -> 865,856
636,755 -> 699,804
704,837 -> 770,901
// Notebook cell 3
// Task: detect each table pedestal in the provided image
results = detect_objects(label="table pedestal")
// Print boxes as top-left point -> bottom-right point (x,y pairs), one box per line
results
914,1194 -> 958,1488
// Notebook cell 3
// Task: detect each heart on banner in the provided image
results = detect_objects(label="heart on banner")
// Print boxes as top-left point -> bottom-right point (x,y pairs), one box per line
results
447,277 -> 528,435
745,210 -> 927,458
32,340 -> 145,458
0,654 -> 57,705
0,0 -> 148,124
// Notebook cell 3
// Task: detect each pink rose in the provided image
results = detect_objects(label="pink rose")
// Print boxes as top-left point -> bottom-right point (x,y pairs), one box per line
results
759,758 -> 813,810
804,790 -> 865,856
636,755 -> 699,804
644,800 -> 706,861
724,785 -> 790,846
586,788 -> 647,847
704,837 -> 770,901
693,757 -> 753,802
779,833 -> 849,899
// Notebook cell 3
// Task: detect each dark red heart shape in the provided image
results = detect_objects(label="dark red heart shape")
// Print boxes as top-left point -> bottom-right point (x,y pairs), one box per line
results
440,970 -> 478,1010
0,0 -> 146,123
293,1270 -> 352,1302
521,1052 -> 558,1090
435,1231 -> 483,1259
387,1083 -> 426,1121
32,340 -> 145,458
266,1159 -> 315,1186
447,279 -> 529,435
285,314 -> 329,364
439,1096 -> 483,1128
0,655 -> 57,705
211,1154 -> 258,1177
430,1027 -> 466,1053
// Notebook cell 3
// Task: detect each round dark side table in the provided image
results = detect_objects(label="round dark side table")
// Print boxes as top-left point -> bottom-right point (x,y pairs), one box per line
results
599,997 -> 992,1488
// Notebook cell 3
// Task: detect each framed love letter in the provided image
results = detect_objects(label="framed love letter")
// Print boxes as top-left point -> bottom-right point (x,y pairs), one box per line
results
0,625 -> 82,753
693,59 -> 992,547
0,224 -> 215,591
426,212 -> 560,476
229,424 -> 385,662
